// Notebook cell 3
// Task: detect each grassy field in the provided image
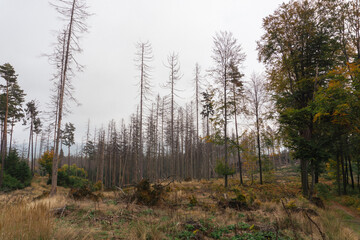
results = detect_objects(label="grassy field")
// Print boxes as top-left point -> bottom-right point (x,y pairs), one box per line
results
0,167 -> 359,240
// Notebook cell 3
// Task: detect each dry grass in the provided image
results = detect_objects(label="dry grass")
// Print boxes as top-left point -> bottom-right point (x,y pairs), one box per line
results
0,173 -> 359,239
0,200 -> 53,240
320,208 -> 358,240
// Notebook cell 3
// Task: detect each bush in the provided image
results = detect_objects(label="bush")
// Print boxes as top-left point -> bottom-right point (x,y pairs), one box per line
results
92,180 -> 103,191
1,150 -> 32,191
2,173 -> 24,191
55,164 -> 89,188
69,176 -> 89,188
38,150 -> 53,176
214,159 -> 235,177
315,183 -> 331,200
133,179 -> 167,206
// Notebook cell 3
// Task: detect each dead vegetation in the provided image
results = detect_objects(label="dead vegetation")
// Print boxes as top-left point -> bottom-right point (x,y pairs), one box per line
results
131,179 -> 171,206
0,172 -> 358,239
0,199 -> 53,240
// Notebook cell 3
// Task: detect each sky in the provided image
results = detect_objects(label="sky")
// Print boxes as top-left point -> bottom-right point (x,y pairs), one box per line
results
0,0 -> 285,147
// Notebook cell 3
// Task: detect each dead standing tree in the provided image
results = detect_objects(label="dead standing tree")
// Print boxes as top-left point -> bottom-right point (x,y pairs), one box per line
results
209,31 -> 245,187
192,63 -> 203,178
164,53 -> 182,178
246,73 -> 268,185
134,41 -> 153,182
50,0 -> 90,196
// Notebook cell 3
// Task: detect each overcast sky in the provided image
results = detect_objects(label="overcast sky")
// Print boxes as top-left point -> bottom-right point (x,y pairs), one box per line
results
0,0 -> 285,147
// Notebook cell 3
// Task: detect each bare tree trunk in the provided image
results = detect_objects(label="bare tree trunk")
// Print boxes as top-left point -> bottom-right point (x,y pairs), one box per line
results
233,85 -> 243,184
31,129 -> 34,174
8,118 -> 15,153
96,131 -> 105,188
28,122 -> 33,173
51,0 -> 76,196
224,68 -> 228,187
68,145 -> 71,169
256,111 -> 262,184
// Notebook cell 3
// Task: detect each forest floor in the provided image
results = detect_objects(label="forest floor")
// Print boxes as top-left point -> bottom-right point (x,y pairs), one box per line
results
0,166 -> 359,240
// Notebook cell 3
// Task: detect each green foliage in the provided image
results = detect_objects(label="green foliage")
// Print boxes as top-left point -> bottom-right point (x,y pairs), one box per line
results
0,63 -> 25,124
262,155 -> 275,183
4,150 -> 31,187
40,151 -> 89,189
1,150 -> 32,191
1,173 -> 24,191
315,183 -> 331,200
55,164 -> 89,188
214,159 -> 235,177
61,164 -> 87,178
92,180 -> 103,191
232,231 -> 290,240
339,195 -> 360,209
257,0 -> 346,195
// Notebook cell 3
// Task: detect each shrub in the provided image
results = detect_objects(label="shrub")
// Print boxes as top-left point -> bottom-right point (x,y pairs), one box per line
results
15,161 -> 32,186
1,150 -> 32,191
56,164 -> 89,188
92,180 -> 103,191
214,159 -> 235,177
47,163 -> 89,189
69,176 -> 89,188
2,173 -> 24,191
38,150 -> 54,177
133,179 -> 167,206
315,183 -> 331,200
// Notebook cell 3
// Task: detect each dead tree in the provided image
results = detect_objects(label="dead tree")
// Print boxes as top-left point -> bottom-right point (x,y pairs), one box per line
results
164,53 -> 182,177
246,73 -> 268,185
135,41 -> 153,181
50,0 -> 90,196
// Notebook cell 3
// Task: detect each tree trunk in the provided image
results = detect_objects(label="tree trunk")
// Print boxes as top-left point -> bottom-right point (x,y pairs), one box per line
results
224,68 -> 228,188
34,133 -> 38,171
68,145 -> 71,172
31,130 -> 34,175
8,118 -> 15,153
301,158 -> 309,197
256,112 -> 262,185
51,0 -> 76,196
347,155 -> 354,190
357,157 -> 360,192
341,152 -> 347,195
309,159 -> 315,199
337,151 -> 341,196
233,85 -> 243,185
0,82 -> 9,186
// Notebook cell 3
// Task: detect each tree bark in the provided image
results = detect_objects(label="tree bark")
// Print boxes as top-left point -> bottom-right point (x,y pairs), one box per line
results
347,155 -> 354,190
0,81 -> 9,186
51,0 -> 76,196
233,85 -> 243,184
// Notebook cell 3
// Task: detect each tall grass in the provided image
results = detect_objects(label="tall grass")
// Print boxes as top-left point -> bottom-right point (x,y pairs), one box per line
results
320,209 -> 357,240
0,200 -> 53,240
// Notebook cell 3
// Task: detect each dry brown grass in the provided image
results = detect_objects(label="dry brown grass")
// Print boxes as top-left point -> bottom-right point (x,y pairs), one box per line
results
0,200 -> 53,240
0,174 -> 359,239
